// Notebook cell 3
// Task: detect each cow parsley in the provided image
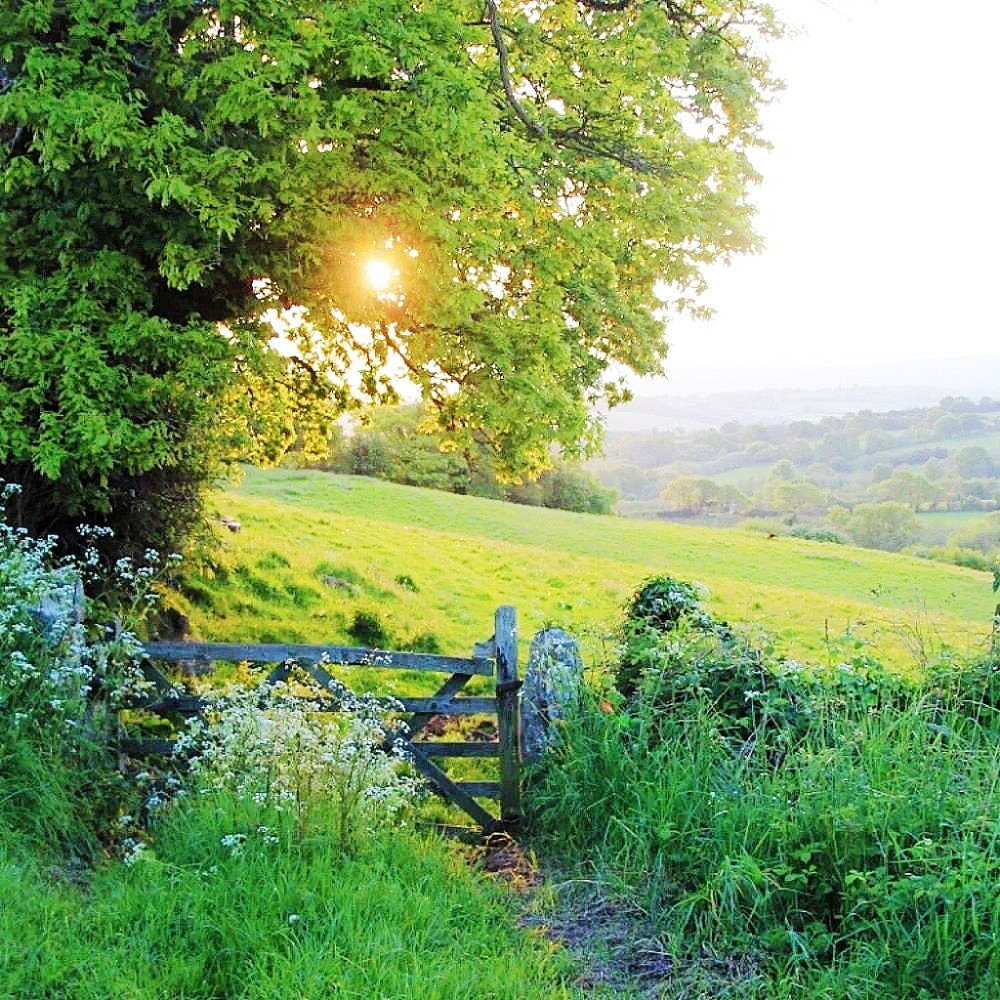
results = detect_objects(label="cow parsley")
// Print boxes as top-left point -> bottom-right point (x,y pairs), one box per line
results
176,665 -> 421,852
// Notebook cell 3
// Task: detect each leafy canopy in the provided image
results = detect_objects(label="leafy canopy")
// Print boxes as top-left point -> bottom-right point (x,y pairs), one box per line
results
0,0 -> 779,548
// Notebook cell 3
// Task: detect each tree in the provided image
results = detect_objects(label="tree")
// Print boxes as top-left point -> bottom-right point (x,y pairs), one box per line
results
768,459 -> 797,482
953,446 -> 996,480
871,468 -> 943,511
765,478 -> 829,517
859,429 -> 896,455
1,0 -> 779,553
947,513 -> 1000,557
838,502 -> 918,553
815,430 -> 861,465
329,403 -> 615,510
507,463 -> 615,514
590,461 -> 657,501
662,476 -> 719,516
762,460 -> 828,516
342,405 -> 473,492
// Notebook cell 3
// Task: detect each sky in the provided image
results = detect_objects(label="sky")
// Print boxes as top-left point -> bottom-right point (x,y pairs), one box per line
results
639,0 -> 1000,397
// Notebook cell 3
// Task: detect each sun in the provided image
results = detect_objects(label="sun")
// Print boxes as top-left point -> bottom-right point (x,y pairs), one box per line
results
365,258 -> 394,292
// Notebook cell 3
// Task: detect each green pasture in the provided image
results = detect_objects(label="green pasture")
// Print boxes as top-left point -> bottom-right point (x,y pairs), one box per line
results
173,468 -> 996,672
916,509 -> 993,545
710,460 -> 772,489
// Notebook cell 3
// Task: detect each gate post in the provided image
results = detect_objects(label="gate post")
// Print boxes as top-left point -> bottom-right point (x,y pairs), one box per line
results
494,605 -> 521,826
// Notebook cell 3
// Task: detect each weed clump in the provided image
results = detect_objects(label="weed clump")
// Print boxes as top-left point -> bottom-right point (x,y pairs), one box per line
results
175,668 -> 419,854
616,574 -> 911,760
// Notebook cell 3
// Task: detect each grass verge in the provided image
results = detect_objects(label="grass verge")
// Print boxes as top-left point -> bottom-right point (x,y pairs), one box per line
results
526,623 -> 1000,999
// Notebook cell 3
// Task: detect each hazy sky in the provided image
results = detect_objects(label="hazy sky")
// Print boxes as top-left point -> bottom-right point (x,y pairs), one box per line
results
645,0 -> 1000,395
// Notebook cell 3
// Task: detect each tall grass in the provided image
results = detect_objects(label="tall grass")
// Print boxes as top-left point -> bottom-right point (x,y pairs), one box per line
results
0,798 -> 577,999
527,621 -> 1000,998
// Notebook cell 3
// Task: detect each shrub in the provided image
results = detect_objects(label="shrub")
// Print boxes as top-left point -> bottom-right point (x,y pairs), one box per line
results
910,545 -> 997,573
348,609 -> 392,648
624,575 -> 716,633
622,615 -> 911,764
529,577 -> 1000,998
0,486 -> 163,856
407,632 -> 442,654
615,574 -> 721,696
947,512 -> 1000,556
839,501 -> 919,552
506,463 -> 617,514
789,524 -> 844,544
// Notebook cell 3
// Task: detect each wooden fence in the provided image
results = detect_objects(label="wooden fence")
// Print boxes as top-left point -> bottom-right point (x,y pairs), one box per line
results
127,606 -> 521,832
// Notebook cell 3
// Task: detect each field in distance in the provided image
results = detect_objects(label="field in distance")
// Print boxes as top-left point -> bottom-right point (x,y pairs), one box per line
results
173,468 -> 996,674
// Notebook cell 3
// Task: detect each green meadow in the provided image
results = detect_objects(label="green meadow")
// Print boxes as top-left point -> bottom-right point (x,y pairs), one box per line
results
179,467 -> 996,672
8,467 -> 1000,1000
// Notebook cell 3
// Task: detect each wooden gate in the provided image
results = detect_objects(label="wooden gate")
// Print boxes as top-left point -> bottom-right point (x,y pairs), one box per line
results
128,607 -> 521,832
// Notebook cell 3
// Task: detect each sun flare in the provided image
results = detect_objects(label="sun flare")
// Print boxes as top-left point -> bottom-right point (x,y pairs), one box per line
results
365,258 -> 394,291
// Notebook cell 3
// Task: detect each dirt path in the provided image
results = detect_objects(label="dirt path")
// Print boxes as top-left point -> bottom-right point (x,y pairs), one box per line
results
472,833 -> 765,999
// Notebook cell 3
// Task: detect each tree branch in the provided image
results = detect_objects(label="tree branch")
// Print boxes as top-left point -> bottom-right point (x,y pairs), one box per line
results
338,76 -> 402,93
6,124 -> 25,155
483,0 -> 546,139
481,1 -> 668,176
580,0 -> 742,58
551,127 -> 666,176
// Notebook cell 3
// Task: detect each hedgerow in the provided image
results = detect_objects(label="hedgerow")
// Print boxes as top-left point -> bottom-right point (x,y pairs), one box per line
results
529,573 -> 1000,998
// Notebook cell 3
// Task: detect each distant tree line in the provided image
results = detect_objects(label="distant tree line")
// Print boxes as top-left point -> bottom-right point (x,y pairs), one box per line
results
594,397 -> 1000,510
303,405 -> 616,515
588,397 -> 1000,560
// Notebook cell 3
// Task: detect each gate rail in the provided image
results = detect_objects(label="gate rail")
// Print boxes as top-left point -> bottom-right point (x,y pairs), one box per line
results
127,607 -> 521,832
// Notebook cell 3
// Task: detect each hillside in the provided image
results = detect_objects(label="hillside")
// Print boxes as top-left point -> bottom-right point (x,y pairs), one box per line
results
9,467 -> 1000,1000
590,396 -> 1000,568
172,467 -> 997,672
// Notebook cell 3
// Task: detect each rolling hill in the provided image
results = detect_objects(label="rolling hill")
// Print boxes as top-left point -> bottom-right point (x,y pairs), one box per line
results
169,467 -> 997,673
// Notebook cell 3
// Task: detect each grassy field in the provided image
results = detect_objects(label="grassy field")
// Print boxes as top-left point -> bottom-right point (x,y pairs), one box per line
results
9,467 -> 1000,1000
173,467 -> 997,673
